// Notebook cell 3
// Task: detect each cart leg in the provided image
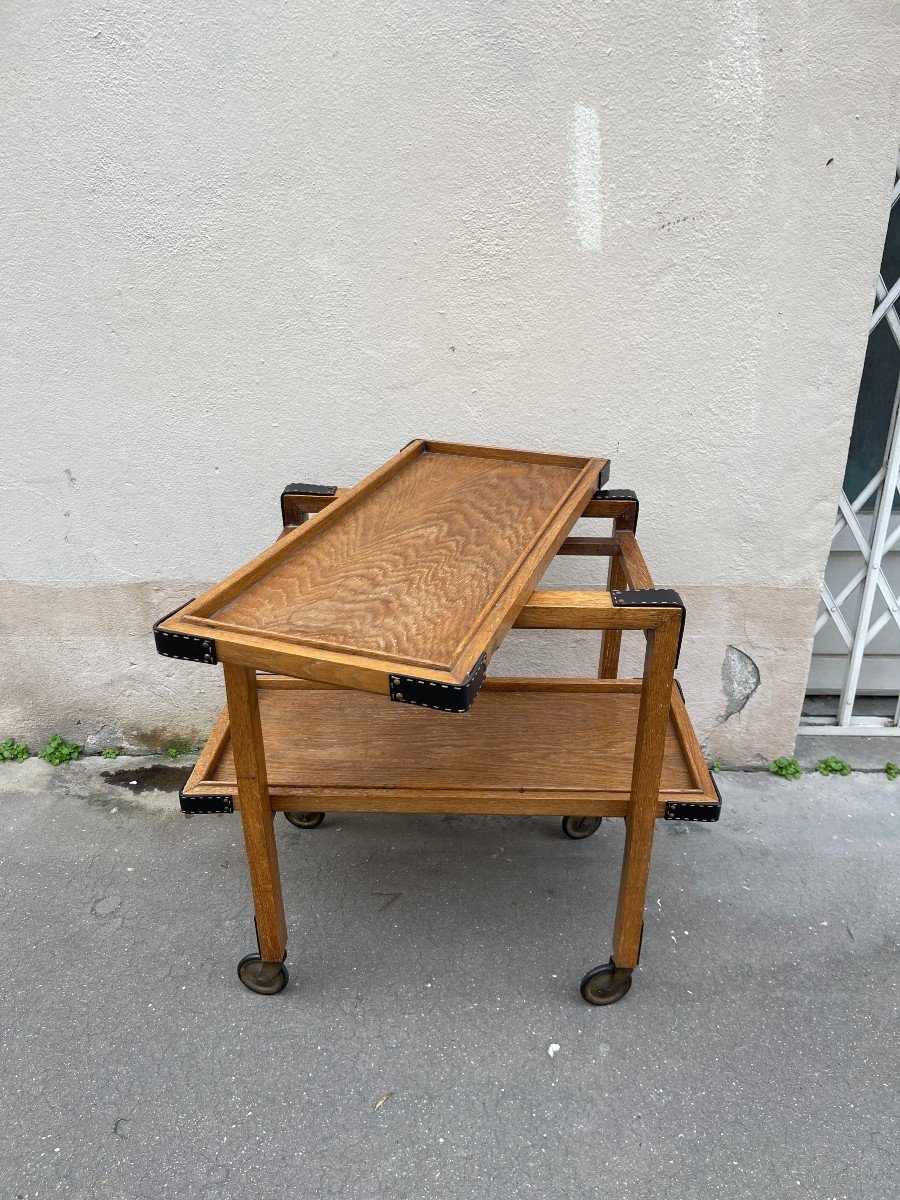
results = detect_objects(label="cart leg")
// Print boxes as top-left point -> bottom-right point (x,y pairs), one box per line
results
582,614 -> 680,1005
223,663 -> 289,995
598,554 -> 626,678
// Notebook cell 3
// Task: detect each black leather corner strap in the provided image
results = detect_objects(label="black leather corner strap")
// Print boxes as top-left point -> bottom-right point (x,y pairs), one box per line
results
665,774 -> 722,823
180,791 -> 234,815
598,460 -> 611,488
592,487 -> 639,530
389,654 -> 488,714
664,799 -> 721,822
611,588 -> 685,666
153,601 -> 217,665
280,482 -> 338,526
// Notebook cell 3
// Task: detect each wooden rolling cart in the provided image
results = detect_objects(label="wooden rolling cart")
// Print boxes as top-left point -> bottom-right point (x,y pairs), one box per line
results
154,441 -> 720,1005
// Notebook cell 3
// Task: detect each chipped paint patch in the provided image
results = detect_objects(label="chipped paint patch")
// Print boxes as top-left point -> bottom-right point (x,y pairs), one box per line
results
719,644 -> 761,723
567,103 -> 603,253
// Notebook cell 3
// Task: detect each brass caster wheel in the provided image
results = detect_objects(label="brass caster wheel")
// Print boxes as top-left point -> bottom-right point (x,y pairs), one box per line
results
562,815 -> 602,839
284,811 -> 325,829
237,954 -> 289,995
580,959 -> 633,1006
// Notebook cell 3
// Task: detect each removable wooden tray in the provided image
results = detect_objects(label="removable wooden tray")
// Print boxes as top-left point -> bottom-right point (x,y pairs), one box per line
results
183,677 -> 718,817
159,441 -> 606,700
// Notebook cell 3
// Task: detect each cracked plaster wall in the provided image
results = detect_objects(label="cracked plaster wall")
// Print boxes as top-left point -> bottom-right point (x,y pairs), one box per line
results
2,3 -> 899,763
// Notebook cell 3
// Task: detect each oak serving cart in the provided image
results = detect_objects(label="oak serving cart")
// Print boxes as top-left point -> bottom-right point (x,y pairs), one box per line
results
154,440 -> 719,1005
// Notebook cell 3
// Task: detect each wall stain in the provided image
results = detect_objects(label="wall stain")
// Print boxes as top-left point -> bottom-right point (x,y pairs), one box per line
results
102,765 -> 189,793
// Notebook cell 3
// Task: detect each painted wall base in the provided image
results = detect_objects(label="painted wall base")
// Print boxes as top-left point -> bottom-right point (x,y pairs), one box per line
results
0,581 -> 819,767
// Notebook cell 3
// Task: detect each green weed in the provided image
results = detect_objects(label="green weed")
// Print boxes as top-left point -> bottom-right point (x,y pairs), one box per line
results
0,738 -> 29,763
39,734 -> 84,765
164,737 -> 193,759
769,756 -> 802,781
816,756 -> 852,777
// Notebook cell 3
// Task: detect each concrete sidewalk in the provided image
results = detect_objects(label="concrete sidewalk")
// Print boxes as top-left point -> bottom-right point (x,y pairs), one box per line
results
0,759 -> 896,1200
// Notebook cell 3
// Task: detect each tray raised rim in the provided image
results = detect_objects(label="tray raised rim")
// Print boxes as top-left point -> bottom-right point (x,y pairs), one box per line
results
159,440 -> 607,688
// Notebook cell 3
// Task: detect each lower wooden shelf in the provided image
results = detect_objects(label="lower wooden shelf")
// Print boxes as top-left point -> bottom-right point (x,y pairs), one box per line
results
184,676 -> 717,818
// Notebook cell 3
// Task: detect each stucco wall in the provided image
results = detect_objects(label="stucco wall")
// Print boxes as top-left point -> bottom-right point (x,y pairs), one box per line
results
2,2 -> 898,763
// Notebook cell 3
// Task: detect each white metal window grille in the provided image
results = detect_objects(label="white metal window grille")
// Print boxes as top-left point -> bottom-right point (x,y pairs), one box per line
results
800,151 -> 900,735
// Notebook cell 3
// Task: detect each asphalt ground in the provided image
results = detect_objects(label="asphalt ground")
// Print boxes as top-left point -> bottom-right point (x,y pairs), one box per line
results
1,760 -> 896,1199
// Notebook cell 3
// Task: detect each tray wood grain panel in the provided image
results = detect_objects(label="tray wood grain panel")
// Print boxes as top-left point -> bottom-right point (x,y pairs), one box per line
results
171,442 -> 605,685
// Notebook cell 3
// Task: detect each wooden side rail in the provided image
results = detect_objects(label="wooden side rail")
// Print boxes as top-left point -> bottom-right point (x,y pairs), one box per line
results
617,532 -> 654,591
515,590 -> 677,632
557,537 -> 620,556
598,531 -> 655,677
280,483 -> 639,529
580,493 -> 639,529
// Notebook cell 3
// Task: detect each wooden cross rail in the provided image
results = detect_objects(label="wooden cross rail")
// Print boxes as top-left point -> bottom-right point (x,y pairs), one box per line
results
281,486 -> 640,528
